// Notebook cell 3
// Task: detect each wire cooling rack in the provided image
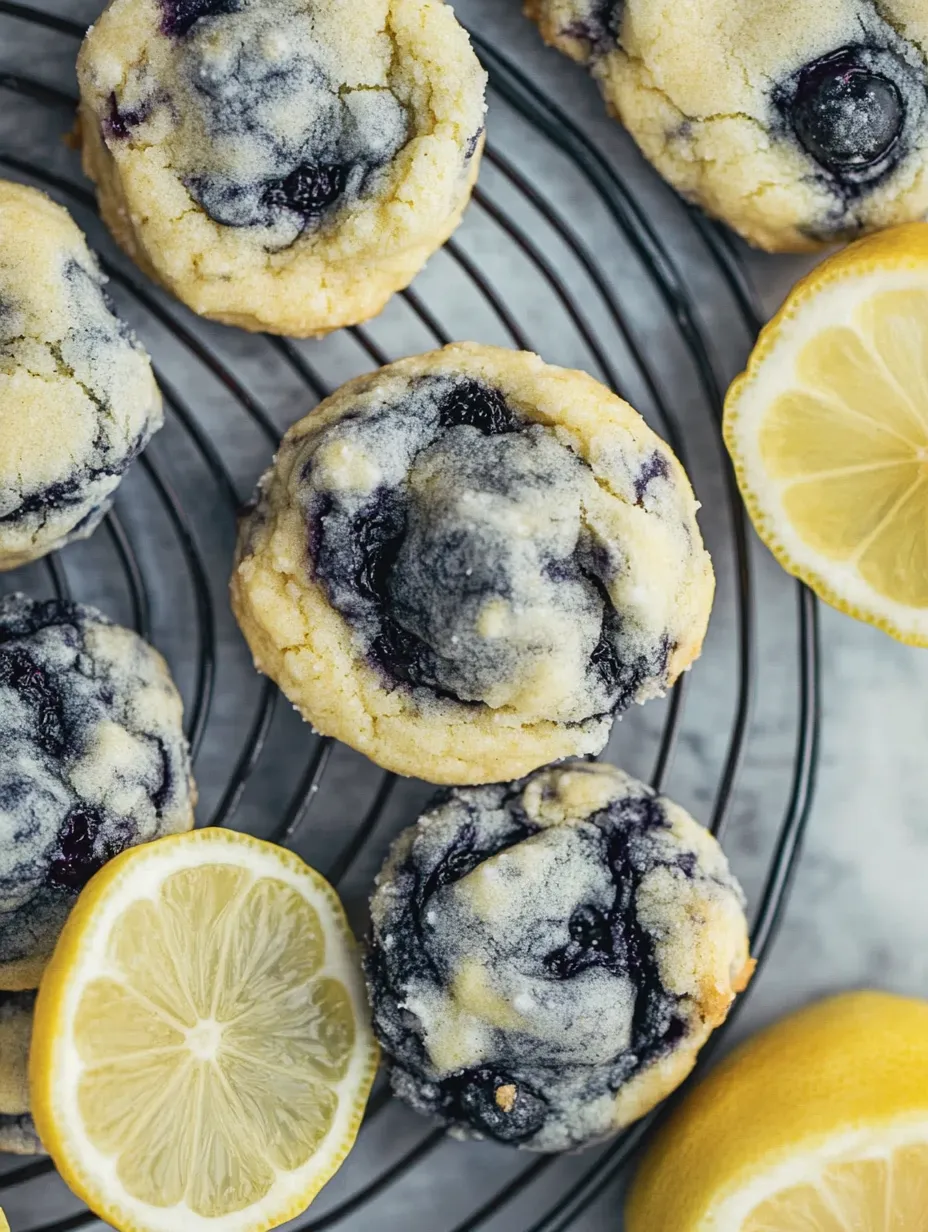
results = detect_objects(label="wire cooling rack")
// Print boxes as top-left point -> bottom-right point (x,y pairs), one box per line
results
0,3 -> 821,1227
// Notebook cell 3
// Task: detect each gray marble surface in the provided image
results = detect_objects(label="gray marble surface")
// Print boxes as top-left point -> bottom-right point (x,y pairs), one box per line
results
1,0 -> 926,1228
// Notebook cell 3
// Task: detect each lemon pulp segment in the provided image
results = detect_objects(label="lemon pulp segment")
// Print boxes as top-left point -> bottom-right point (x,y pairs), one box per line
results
30,830 -> 377,1232
724,223 -> 928,641
743,1142 -> 928,1229
626,991 -> 928,1232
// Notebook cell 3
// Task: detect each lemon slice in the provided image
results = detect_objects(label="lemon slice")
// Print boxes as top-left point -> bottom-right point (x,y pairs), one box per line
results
724,223 -> 928,643
30,829 -> 378,1232
0,1208 -> 8,1231
627,992 -> 928,1231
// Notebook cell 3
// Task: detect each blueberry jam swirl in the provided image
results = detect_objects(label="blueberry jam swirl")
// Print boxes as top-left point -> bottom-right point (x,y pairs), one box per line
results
303,377 -> 672,723
142,0 -> 411,244
560,0 -> 624,54
0,596 -> 193,983
366,762 -> 749,1151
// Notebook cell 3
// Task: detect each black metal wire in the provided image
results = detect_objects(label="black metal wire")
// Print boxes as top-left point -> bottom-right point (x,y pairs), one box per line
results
103,513 -> 150,638
0,7 -> 821,1231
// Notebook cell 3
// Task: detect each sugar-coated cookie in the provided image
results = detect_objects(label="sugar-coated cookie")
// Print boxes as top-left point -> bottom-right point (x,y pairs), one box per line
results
77,0 -> 487,335
528,1 -> 928,252
0,595 -> 196,990
367,761 -> 753,1151
0,181 -> 162,570
231,344 -> 714,784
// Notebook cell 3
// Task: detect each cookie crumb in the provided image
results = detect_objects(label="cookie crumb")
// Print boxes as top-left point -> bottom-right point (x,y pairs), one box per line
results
495,1084 -> 517,1113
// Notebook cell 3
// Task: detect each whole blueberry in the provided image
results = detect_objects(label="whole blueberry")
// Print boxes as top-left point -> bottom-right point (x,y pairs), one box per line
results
262,163 -> 350,222
436,380 -> 519,435
791,48 -> 904,175
563,0 -> 623,50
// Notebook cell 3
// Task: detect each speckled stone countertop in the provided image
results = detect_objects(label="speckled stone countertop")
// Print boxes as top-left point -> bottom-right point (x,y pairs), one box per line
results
2,1 -> 926,1229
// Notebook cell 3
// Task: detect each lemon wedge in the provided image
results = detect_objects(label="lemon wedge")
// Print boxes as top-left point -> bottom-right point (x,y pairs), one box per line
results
30,828 -> 378,1232
725,223 -> 928,643
0,1208 -> 8,1231
627,991 -> 928,1231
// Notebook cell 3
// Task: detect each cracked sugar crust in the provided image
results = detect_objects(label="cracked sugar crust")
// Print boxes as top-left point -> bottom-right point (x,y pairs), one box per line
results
0,595 -> 196,990
0,992 -> 42,1156
366,761 -> 753,1152
77,0 -> 487,336
0,181 -> 162,571
231,343 -> 715,785
527,1 -> 928,252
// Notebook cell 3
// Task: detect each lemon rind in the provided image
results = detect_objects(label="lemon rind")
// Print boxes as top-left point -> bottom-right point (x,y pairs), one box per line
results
724,223 -> 928,645
702,1116 -> 928,1231
30,828 -> 379,1232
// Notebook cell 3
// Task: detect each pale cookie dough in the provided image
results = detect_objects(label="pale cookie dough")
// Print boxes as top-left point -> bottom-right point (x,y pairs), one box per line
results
77,0 -> 487,335
0,181 -> 162,570
231,343 -> 714,784
0,595 -> 196,990
367,761 -> 753,1151
528,1 -> 928,252
0,992 -> 42,1156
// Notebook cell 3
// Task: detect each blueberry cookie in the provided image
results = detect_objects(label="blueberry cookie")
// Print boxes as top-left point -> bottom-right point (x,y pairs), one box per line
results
0,181 -> 162,571
0,595 -> 196,990
367,761 -> 753,1151
231,344 -> 714,784
77,0 -> 487,336
528,1 -> 928,252
0,992 -> 41,1156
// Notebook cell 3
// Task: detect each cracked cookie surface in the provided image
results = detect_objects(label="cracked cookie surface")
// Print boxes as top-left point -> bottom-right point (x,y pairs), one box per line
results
77,0 -> 487,335
0,181 -> 162,570
528,1 -> 928,252
0,595 -> 196,990
231,343 -> 714,784
366,760 -> 753,1151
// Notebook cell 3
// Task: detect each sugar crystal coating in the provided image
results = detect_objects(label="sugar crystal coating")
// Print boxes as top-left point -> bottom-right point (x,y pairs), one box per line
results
0,595 -> 195,989
173,2 -> 411,246
528,0 -> 928,252
231,344 -> 715,783
77,0 -> 488,335
367,761 -> 752,1151
0,181 -> 162,570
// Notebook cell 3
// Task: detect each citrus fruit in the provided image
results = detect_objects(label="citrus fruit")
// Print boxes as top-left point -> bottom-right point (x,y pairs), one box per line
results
0,1208 -> 8,1231
30,828 -> 378,1232
724,223 -> 928,643
626,991 -> 928,1230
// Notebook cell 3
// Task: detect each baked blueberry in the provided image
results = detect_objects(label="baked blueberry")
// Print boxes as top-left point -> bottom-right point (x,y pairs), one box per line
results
0,181 -> 162,571
160,0 -> 237,38
232,344 -> 714,785
0,595 -> 195,990
788,49 -> 905,177
0,992 -> 40,1156
527,1 -> 928,252
77,0 -> 487,336
366,761 -> 753,1151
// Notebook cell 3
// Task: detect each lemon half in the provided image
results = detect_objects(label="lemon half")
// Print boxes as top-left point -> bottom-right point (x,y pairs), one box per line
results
30,829 -> 378,1232
627,991 -> 928,1231
725,223 -> 928,643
